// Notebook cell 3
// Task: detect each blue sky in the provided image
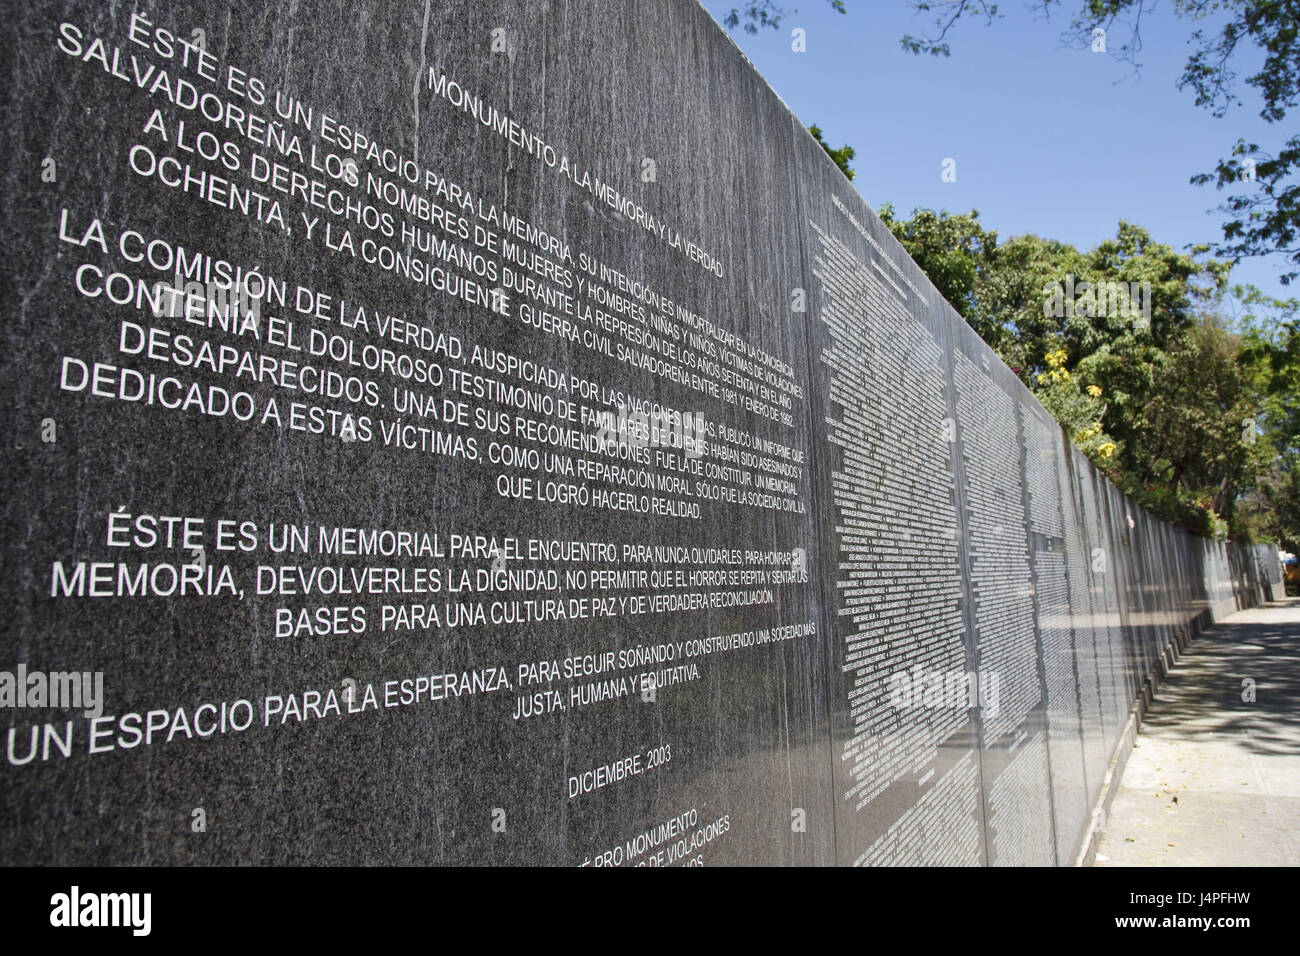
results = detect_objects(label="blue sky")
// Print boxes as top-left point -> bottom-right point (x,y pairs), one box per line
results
702,0 -> 1293,309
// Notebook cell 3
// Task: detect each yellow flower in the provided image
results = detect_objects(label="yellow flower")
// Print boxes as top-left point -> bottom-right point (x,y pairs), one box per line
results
1086,385 -> 1102,398
1045,349 -> 1069,370
1098,442 -> 1117,459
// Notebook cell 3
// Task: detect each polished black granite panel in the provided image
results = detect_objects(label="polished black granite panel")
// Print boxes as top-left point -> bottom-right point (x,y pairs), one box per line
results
0,0 -> 1274,866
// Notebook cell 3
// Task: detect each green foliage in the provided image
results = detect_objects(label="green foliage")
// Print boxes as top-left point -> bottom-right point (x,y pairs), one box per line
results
1233,288 -> 1300,548
1124,319 -> 1267,520
716,0 -> 1299,542
900,1 -> 999,57
809,124 -> 856,181
722,1 -> 846,34
1028,349 -> 1119,470
1262,464 -> 1300,553
881,206 -> 1293,539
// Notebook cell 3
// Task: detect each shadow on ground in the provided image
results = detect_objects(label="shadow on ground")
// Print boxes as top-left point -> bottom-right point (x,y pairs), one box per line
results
1096,598 -> 1300,866
1141,599 -> 1300,756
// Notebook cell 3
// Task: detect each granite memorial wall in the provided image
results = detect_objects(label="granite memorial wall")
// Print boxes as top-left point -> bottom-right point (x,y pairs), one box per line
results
0,0 -> 1273,866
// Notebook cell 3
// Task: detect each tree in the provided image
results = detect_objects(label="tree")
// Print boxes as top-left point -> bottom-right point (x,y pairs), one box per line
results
809,124 -> 856,180
1262,465 -> 1300,552
1029,347 -> 1120,469
901,1 -> 1300,283
878,206 -> 1273,535
878,209 -> 1229,380
1235,287 -> 1300,546
722,1 -> 846,34
1122,317 -> 1266,531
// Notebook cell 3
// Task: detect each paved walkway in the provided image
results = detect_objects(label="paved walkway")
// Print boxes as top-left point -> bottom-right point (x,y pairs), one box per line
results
1096,597 -> 1300,866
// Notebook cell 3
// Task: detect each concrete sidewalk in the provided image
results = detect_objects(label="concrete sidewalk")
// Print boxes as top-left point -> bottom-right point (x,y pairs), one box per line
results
1095,598 -> 1300,866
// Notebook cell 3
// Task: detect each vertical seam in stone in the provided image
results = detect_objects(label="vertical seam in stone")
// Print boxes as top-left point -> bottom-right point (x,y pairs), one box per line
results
413,0 -> 433,165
